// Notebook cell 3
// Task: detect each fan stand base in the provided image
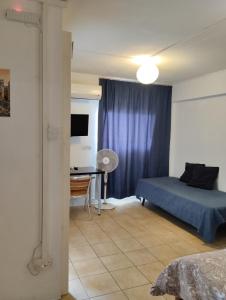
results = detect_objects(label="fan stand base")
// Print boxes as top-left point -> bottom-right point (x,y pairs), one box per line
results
94,202 -> 115,210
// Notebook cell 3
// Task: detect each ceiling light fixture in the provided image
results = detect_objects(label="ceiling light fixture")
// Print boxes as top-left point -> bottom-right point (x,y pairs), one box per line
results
136,61 -> 159,84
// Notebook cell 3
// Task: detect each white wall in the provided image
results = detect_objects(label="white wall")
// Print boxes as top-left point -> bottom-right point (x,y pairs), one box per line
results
71,72 -> 99,85
170,69 -> 226,191
0,1 -> 69,299
70,99 -> 99,167
70,73 -> 99,206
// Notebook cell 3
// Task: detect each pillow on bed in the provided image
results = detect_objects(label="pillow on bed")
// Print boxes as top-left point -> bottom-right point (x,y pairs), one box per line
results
180,163 -> 205,183
187,166 -> 219,190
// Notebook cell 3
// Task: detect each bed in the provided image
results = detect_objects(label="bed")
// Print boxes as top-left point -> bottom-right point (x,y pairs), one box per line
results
151,249 -> 226,300
135,177 -> 226,243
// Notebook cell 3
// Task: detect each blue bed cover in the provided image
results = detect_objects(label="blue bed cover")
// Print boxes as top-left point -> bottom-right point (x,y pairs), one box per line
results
135,177 -> 226,243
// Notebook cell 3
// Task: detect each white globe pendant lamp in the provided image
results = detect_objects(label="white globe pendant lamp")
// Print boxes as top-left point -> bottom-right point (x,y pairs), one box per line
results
136,61 -> 159,84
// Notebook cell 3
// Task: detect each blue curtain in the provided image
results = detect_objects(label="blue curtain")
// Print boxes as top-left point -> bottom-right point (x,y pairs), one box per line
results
98,79 -> 172,199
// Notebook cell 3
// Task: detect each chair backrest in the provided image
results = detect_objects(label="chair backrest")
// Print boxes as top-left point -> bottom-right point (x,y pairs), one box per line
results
70,176 -> 91,197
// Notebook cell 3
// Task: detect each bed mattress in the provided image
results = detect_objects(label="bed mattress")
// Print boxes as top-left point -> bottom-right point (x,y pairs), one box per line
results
135,177 -> 226,242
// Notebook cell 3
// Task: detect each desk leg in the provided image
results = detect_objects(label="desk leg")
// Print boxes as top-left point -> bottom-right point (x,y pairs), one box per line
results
96,174 -> 102,215
89,177 -> 92,208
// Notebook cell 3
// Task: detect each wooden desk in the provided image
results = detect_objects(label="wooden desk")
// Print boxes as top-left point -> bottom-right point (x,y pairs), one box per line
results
70,167 -> 104,215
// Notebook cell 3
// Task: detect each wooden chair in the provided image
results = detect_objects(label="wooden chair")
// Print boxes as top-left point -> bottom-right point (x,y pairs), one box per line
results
70,176 -> 92,216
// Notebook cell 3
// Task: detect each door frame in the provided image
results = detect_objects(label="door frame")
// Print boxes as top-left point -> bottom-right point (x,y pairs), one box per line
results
60,30 -> 71,296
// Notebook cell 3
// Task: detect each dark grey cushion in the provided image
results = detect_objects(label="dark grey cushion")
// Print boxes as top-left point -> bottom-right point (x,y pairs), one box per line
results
188,166 -> 219,190
180,162 -> 205,183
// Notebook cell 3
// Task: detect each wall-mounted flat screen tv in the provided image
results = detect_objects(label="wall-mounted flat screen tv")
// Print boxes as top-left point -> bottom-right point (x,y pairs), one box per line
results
71,114 -> 89,136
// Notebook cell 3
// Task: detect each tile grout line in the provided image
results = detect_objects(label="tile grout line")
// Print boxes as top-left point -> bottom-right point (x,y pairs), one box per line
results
70,208 -> 155,298
70,211 -> 140,298
69,200 -> 225,300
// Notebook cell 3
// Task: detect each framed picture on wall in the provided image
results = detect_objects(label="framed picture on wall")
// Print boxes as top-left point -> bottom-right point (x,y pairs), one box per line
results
0,69 -> 10,117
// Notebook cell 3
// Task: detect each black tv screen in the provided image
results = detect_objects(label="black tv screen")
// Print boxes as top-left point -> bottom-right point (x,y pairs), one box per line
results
71,114 -> 89,136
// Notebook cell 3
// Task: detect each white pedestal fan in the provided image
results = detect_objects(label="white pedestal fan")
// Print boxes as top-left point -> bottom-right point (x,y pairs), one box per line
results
95,149 -> 119,210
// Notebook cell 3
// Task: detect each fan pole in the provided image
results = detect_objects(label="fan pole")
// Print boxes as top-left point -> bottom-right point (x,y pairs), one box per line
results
94,171 -> 115,211
100,171 -> 115,210
103,171 -> 108,204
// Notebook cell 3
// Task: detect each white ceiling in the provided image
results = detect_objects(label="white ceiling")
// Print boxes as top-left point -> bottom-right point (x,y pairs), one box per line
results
63,0 -> 226,84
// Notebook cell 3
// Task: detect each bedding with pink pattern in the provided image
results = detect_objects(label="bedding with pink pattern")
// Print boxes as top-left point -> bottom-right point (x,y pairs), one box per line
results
151,249 -> 226,300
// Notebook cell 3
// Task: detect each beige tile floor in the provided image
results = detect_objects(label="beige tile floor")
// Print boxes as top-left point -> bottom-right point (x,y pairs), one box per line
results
64,197 -> 226,300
